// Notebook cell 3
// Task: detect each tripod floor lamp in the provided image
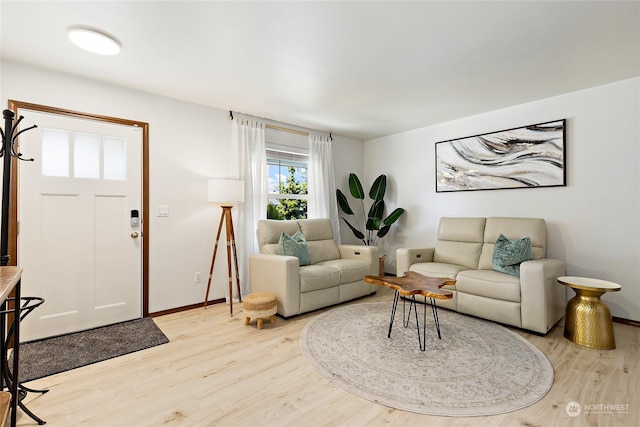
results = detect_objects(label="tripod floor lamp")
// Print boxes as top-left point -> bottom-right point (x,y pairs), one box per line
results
204,178 -> 244,316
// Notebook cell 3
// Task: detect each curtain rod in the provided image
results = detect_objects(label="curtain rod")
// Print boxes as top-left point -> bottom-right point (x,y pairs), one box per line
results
229,111 -> 332,140
266,124 -> 308,137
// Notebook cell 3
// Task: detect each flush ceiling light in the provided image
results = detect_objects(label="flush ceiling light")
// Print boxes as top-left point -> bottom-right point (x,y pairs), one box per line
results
67,26 -> 121,55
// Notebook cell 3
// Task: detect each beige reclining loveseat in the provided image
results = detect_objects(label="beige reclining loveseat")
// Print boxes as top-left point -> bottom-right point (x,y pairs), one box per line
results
397,217 -> 565,334
249,218 -> 378,317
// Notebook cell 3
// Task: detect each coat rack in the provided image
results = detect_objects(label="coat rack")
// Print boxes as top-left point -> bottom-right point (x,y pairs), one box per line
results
1,109 -> 36,266
0,110 -> 46,425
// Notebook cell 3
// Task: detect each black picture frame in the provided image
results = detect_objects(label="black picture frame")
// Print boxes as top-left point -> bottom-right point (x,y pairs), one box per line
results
435,119 -> 566,193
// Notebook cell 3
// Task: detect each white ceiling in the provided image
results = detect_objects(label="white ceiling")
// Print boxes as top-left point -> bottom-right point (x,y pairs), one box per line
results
1,1 -> 639,140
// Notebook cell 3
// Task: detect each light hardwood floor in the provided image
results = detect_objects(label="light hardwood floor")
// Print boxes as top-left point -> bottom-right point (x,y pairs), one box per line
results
13,288 -> 639,427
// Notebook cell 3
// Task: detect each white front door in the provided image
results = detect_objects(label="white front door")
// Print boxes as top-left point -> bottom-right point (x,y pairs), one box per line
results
18,110 -> 143,341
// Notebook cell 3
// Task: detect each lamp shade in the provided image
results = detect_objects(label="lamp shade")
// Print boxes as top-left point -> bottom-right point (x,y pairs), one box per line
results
208,179 -> 245,203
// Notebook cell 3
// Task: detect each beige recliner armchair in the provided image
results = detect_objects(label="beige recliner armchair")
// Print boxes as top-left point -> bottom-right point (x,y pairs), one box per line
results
249,218 -> 378,317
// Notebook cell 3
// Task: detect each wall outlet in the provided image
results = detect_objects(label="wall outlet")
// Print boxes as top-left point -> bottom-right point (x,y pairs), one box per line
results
194,272 -> 202,283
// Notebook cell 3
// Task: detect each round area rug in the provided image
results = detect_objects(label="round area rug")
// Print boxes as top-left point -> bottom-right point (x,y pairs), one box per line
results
300,302 -> 554,416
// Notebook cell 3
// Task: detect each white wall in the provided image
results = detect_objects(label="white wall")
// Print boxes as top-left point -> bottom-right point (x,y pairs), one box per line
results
333,133 -> 366,246
5,60 -> 636,320
0,60 -> 364,313
364,77 -> 640,321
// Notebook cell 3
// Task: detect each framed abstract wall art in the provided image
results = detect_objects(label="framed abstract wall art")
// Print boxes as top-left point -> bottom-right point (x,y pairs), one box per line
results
435,119 -> 566,193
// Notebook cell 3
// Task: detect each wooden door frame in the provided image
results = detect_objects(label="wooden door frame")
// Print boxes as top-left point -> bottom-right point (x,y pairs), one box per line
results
7,100 -> 150,317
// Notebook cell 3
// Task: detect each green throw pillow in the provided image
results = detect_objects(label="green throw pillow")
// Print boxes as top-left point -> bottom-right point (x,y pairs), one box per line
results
492,234 -> 532,277
277,231 -> 311,266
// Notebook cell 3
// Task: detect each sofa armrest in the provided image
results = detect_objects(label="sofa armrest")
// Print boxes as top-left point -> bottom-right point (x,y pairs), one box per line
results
396,248 -> 435,276
249,254 -> 301,317
338,245 -> 379,276
520,258 -> 566,333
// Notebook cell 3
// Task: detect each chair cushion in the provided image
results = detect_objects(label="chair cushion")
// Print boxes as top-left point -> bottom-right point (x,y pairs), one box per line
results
299,218 -> 341,263
262,243 -> 279,255
298,218 -> 335,240
409,262 -> 469,280
258,218 -> 341,264
434,217 -> 486,270
306,240 -> 340,264
257,220 -> 301,250
491,234 -> 532,277
478,217 -> 546,269
278,231 -> 310,266
317,259 -> 371,284
456,270 -> 521,303
437,217 -> 487,242
299,264 -> 340,292
434,241 -> 483,270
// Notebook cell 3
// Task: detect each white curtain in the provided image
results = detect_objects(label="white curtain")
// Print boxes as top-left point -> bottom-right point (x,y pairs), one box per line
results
307,133 -> 340,242
233,117 -> 266,299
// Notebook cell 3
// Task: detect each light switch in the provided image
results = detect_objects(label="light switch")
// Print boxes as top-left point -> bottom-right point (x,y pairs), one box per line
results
156,205 -> 169,217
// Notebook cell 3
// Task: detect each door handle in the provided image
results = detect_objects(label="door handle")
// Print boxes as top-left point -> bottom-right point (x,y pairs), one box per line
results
131,232 -> 139,238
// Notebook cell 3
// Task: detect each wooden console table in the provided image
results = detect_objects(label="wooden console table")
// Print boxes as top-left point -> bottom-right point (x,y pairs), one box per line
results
0,266 -> 23,427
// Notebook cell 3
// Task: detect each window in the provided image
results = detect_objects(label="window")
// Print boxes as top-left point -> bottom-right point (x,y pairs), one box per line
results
41,129 -> 70,177
103,137 -> 126,180
73,133 -> 100,179
267,148 -> 308,220
41,128 -> 126,180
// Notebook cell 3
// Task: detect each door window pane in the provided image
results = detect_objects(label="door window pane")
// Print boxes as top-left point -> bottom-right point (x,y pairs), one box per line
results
74,134 -> 100,179
41,129 -> 70,177
103,137 -> 126,180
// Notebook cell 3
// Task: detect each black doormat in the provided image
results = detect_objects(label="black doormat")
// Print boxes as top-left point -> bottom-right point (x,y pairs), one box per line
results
12,317 -> 169,383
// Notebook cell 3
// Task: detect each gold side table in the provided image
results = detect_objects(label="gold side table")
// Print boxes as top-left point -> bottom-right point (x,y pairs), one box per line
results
558,276 -> 621,350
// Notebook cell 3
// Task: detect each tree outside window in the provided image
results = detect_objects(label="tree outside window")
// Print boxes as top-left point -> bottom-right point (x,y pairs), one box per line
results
267,155 -> 308,220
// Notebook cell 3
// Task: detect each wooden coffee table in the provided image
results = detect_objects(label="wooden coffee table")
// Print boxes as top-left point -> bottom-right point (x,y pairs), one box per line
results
365,271 -> 454,351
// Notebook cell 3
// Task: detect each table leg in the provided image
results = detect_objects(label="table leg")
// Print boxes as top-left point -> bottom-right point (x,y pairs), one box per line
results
403,295 -> 417,328
430,298 -> 442,340
10,280 -> 19,427
409,296 -> 425,351
388,291 -> 400,338
0,300 -> 5,393
389,293 -> 442,351
1,296 -> 47,425
419,296 -> 427,351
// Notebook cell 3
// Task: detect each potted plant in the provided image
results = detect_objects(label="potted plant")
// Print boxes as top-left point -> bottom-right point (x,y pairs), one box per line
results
336,173 -> 405,273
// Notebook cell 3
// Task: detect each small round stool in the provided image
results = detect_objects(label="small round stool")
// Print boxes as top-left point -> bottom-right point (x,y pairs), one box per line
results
243,292 -> 277,329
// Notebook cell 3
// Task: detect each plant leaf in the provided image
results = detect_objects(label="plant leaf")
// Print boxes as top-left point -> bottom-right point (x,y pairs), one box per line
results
367,200 -> 385,223
348,173 -> 365,199
377,225 -> 391,238
336,189 -> 353,215
369,174 -> 387,201
383,208 -> 405,226
341,217 -> 365,240
366,217 -> 381,231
